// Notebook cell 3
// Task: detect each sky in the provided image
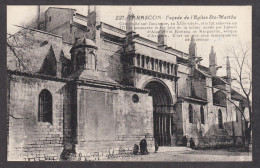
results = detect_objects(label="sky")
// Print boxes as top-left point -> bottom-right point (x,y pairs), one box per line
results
7,5 -> 252,78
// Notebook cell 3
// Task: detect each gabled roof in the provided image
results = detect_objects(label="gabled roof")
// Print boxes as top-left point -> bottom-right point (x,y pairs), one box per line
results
212,76 -> 227,86
213,89 -> 227,107
59,50 -> 69,63
38,45 -> 57,76
231,89 -> 249,107
231,89 -> 246,101
194,68 -> 211,78
214,85 -> 227,91
177,56 -> 189,65
198,64 -> 210,73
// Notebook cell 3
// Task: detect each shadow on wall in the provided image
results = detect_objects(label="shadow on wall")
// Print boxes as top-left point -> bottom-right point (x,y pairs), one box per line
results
56,82 -> 78,159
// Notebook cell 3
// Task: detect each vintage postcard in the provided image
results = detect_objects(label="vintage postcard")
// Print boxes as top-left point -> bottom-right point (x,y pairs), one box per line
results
7,5 -> 252,161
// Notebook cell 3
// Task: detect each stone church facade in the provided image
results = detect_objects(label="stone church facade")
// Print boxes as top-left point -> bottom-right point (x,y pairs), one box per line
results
7,6 -> 248,161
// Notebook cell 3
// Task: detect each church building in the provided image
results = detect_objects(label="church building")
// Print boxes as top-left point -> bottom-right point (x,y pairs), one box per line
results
7,6 -> 248,161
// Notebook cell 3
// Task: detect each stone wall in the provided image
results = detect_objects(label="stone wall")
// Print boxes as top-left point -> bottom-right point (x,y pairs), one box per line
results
192,75 -> 207,100
177,64 -> 191,98
51,22 -> 87,44
45,8 -> 74,33
7,73 -> 66,161
182,102 -> 208,145
100,39 -> 124,83
74,85 -> 154,161
181,99 -> 243,147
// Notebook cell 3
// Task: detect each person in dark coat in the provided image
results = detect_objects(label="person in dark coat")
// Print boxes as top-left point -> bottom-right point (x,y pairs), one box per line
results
140,138 -> 148,155
189,138 -> 195,149
182,136 -> 187,147
154,140 -> 159,153
133,144 -> 139,155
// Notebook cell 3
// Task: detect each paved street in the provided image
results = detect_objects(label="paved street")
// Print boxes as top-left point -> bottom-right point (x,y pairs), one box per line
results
102,147 -> 252,162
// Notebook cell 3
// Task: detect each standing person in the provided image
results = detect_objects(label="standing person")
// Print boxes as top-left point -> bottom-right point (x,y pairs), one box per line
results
189,138 -> 195,149
133,144 -> 139,155
182,136 -> 187,147
155,140 -> 159,153
140,138 -> 149,155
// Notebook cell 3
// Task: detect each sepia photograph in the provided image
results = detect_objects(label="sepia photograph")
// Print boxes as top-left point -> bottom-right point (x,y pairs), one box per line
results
6,5 -> 252,162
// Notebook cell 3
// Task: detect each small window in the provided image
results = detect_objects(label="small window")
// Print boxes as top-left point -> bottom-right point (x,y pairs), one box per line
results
200,106 -> 205,124
38,89 -> 52,124
49,16 -> 51,22
189,104 -> 193,123
218,109 -> 223,129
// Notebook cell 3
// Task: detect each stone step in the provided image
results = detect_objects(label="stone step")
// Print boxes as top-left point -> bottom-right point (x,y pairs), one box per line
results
158,146 -> 192,153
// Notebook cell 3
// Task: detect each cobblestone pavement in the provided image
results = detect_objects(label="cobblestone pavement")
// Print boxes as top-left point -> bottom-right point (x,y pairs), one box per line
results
102,149 -> 252,162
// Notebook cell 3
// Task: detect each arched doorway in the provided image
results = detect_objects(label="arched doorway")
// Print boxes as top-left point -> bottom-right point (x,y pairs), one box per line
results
144,80 -> 174,146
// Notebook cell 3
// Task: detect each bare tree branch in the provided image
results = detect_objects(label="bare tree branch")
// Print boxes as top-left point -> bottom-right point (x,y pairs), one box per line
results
7,40 -> 26,70
226,41 -> 252,146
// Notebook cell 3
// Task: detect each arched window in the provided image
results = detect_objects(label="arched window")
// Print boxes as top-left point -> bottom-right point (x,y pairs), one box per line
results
189,104 -> 193,123
218,109 -> 223,129
38,89 -> 52,124
200,106 -> 205,124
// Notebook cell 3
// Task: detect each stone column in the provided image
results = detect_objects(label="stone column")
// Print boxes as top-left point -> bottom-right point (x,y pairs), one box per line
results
162,61 -> 165,73
152,58 -> 155,71
137,54 -> 140,67
159,61 -> 162,72
148,57 -> 151,70
133,54 -> 137,66
167,63 -> 170,74
143,56 -> 147,69
169,64 -> 172,75
140,55 -> 143,68
165,63 -> 168,74
155,59 -> 158,71
57,61 -> 62,78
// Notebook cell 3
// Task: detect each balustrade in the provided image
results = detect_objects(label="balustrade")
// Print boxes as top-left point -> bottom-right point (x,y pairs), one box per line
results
132,54 -> 178,79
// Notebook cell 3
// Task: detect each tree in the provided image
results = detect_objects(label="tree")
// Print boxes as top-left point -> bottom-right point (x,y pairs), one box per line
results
226,41 -> 252,147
